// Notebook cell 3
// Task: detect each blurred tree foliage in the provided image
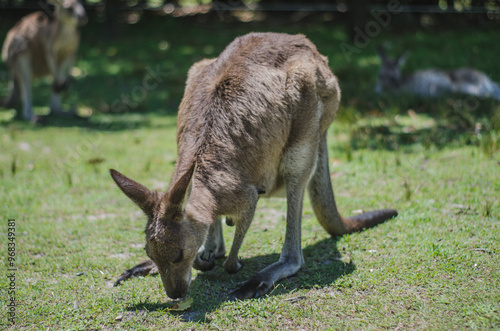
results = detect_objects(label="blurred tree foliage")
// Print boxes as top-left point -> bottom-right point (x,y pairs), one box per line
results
0,0 -> 499,37
1,0 -> 498,12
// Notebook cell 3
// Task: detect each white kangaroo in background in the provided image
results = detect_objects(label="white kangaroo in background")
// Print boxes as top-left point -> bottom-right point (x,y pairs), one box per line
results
1,0 -> 87,121
375,46 -> 500,101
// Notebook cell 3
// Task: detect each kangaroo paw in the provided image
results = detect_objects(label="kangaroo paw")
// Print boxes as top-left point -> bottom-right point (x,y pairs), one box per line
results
49,107 -> 85,119
114,259 -> 158,286
52,78 -> 71,93
193,252 -> 216,271
223,258 -> 243,274
229,276 -> 271,301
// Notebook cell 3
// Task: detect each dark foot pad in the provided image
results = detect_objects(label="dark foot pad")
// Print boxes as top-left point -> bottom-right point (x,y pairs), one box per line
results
229,276 -> 271,301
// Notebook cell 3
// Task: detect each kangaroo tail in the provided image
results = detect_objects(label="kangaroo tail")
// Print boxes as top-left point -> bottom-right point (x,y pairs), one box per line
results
308,134 -> 397,236
2,79 -> 19,109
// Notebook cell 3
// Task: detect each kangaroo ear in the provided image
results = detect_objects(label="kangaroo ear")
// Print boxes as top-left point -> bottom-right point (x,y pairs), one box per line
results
396,51 -> 410,68
110,169 -> 156,215
165,163 -> 196,207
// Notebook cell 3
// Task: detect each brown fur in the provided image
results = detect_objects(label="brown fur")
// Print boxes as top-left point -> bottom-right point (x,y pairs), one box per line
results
1,0 -> 87,120
111,33 -> 397,300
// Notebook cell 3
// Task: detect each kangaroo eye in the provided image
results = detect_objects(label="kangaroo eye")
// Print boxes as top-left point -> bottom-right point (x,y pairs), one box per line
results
173,250 -> 183,264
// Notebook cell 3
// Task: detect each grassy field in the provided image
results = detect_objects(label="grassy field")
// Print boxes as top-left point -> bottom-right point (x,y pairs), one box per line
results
0,11 -> 499,330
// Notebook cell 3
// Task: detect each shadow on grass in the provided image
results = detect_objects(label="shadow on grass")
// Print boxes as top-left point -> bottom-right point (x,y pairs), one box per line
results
125,236 -> 354,323
349,122 -> 475,151
0,111 -> 178,132
127,301 -> 172,313
345,95 -> 499,151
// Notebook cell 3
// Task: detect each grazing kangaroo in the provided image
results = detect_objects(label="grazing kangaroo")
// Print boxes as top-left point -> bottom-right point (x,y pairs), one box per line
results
1,0 -> 87,121
110,33 -> 398,301
375,46 -> 500,101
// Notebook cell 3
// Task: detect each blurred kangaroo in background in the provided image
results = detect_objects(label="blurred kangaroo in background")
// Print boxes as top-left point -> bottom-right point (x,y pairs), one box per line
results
110,33 -> 397,301
375,46 -> 500,101
1,0 -> 87,121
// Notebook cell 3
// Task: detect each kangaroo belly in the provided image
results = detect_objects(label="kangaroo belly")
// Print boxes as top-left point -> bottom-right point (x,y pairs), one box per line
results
31,46 -> 51,78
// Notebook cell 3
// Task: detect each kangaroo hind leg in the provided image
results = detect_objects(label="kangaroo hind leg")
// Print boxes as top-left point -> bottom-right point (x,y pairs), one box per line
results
13,55 -> 34,121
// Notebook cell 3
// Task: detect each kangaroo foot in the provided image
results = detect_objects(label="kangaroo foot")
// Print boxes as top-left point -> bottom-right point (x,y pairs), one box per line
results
229,275 -> 271,301
114,259 -> 158,286
49,107 -> 87,119
223,258 -> 243,274
228,258 -> 302,300
32,115 -> 45,124
193,251 -> 216,271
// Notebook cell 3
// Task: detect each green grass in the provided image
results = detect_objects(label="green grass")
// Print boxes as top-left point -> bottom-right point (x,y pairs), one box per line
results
0,12 -> 499,330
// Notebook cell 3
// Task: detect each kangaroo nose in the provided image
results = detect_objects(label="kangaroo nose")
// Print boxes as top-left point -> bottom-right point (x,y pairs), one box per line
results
167,288 -> 184,300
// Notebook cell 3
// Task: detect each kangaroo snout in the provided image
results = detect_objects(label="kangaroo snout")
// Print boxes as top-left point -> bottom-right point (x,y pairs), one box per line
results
159,269 -> 191,300
165,282 -> 189,300
75,11 -> 88,26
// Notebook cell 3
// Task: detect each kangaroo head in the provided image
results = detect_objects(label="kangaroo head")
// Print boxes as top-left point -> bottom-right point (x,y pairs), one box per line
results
110,164 -> 209,299
375,46 -> 409,93
50,0 -> 88,26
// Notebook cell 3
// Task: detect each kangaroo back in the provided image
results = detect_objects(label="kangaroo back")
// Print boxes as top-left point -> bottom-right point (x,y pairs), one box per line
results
449,68 -> 500,101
